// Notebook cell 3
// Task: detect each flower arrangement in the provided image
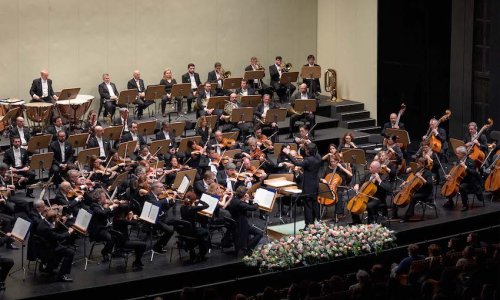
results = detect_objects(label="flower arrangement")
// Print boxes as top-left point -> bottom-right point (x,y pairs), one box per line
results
243,223 -> 396,272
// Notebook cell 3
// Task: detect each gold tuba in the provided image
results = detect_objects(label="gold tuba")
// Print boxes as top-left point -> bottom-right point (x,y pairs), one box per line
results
324,68 -> 338,102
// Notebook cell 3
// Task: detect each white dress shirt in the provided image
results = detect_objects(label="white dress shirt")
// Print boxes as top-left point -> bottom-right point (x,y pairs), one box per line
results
276,64 -> 282,78
106,83 -> 116,98
300,93 -> 308,100
135,80 -> 142,92
97,137 -> 105,157
263,104 -> 270,117
13,147 -> 22,167
121,117 -> 129,132
17,127 -> 27,145
41,79 -> 49,97
190,74 -> 197,89
60,142 -> 66,162
131,133 -> 138,141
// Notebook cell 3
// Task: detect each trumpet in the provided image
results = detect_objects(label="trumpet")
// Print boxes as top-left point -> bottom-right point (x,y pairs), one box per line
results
281,62 -> 292,72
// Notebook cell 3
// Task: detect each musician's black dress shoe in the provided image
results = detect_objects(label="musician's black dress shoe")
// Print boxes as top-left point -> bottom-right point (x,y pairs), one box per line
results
6,243 -> 18,250
58,275 -> 73,282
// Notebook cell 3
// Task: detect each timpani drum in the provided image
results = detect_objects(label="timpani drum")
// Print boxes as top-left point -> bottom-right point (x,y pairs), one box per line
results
56,94 -> 94,125
0,99 -> 25,119
24,102 -> 54,130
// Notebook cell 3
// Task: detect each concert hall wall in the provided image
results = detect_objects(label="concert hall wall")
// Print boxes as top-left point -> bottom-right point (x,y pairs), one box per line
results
0,0 -> 317,110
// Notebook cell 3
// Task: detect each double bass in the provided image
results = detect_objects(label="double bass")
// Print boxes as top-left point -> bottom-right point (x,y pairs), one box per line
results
484,149 -> 500,194
441,156 -> 467,198
416,110 -> 452,156
467,118 -> 493,167
346,177 -> 377,214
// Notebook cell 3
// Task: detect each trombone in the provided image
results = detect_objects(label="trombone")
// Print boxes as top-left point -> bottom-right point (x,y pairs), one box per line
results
280,62 -> 292,72
220,68 -> 231,79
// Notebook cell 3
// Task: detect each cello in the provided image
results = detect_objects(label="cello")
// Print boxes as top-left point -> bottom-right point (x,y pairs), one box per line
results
317,163 -> 342,206
346,176 -> 377,215
441,152 -> 468,198
467,118 -> 493,167
416,110 -> 452,156
393,161 -> 427,207
484,149 -> 500,194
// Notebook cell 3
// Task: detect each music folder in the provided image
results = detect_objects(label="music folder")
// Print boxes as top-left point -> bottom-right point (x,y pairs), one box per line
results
243,70 -> 265,81
140,202 -> 160,224
58,88 -> 81,100
72,209 -> 92,234
11,217 -> 31,243
177,175 -> 190,195
279,71 -> 299,85
253,188 -> 276,212
198,193 -> 220,218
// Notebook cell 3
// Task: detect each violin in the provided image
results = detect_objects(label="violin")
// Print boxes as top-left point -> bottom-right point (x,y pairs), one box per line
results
220,137 -> 236,149
67,188 -> 84,198
158,189 -> 177,200
250,147 -> 265,160
346,177 -> 378,214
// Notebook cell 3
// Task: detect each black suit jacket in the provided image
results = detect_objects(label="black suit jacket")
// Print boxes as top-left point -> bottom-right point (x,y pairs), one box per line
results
244,65 -> 266,88
381,122 -> 405,137
269,64 -> 281,85
235,87 -> 257,96
293,92 -> 314,100
226,197 -> 259,248
207,70 -> 221,84
29,78 -> 55,99
127,78 -> 146,92
46,125 -> 69,141
49,141 -> 75,165
98,82 -> 119,101
88,202 -> 113,237
181,72 -> 202,88
120,132 -> 146,146
196,90 -> 215,110
463,133 -> 488,153
113,116 -> 133,128
9,127 -> 31,143
194,180 -> 209,198
288,153 -> 322,194
35,219 -> 71,251
86,136 -> 111,157
254,102 -> 280,118
159,78 -> 177,94
3,147 -> 29,167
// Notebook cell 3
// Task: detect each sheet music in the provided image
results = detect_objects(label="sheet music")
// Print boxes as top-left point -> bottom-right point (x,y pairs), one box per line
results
198,194 -> 219,217
11,217 -> 31,242
253,188 -> 276,210
140,202 -> 159,224
74,209 -> 92,232
178,175 -> 190,195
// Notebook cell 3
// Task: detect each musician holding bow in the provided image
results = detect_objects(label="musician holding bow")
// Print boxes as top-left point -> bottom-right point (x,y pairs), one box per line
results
3,137 -> 36,198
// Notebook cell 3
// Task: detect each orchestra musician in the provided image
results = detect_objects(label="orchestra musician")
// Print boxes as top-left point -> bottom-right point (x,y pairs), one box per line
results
35,208 -> 76,282
53,181 -> 83,222
207,62 -> 226,96
269,56 -> 296,102
339,132 -> 357,151
180,192 -> 210,262
9,117 -> 30,148
220,93 -> 252,140
226,186 -> 262,256
147,180 -> 176,253
120,122 -> 147,152
395,157 -> 434,222
443,146 -> 485,211
83,110 -> 101,134
87,126 -> 111,159
194,171 -> 216,198
302,54 -> 321,95
381,112 -> 405,137
322,143 -> 340,161
98,73 -> 120,118
3,137 -> 36,197
89,188 -> 119,263
254,94 -> 279,140
464,122 -> 488,154
350,161 -> 392,224
245,56 -> 271,94
114,107 -> 133,133
127,70 -> 153,119
288,83 -> 316,139
216,163 -> 239,192
294,125 -> 312,156
424,118 -> 448,183
195,116 -> 211,145
0,233 -> 15,289
46,116 -> 70,142
50,130 -> 75,186
0,164 -> 17,245
159,69 -> 179,117
181,63 -> 202,113
383,135 -> 404,166
89,155 -> 118,185
321,154 -> 353,218
155,121 -> 177,148
196,82 -> 218,118
29,69 -> 58,103
282,143 -> 322,226
112,207 -> 146,271
235,79 -> 257,96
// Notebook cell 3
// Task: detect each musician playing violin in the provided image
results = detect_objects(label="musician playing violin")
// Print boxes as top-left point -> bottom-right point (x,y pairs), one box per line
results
350,161 -> 392,224
254,126 -> 274,153
147,180 -> 175,253
443,146 -> 484,211
88,188 -> 119,262
383,135 -> 404,166
294,125 -> 312,156
88,155 -> 118,185
194,171 -> 216,198
180,192 -> 210,262
53,181 -> 83,225
395,157 -> 434,222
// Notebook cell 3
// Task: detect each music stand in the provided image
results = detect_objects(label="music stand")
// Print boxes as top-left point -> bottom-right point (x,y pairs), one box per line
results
294,99 -> 317,113
240,95 -> 261,108
223,149 -> 242,159
342,149 -> 367,183
150,140 -> 170,157
67,133 -> 90,154
222,131 -> 239,141
244,70 -> 265,89
385,128 -> 411,148
58,88 -> 80,100
178,136 -> 202,153
27,134 -> 52,154
70,208 -> 93,269
222,77 -> 243,90
170,121 -> 185,138
300,66 -> 321,81
230,107 -> 254,123
264,108 -> 287,125
8,217 -> 31,280
108,171 -> 128,192
145,85 -> 165,117
29,152 -> 54,184
103,125 -> 123,142
207,96 -> 228,110
76,147 -> 100,166
170,83 -> 191,121
137,120 -> 156,143
117,141 -> 137,158
280,71 -> 299,101
172,169 -> 197,190
117,89 -> 138,117
196,115 -> 217,129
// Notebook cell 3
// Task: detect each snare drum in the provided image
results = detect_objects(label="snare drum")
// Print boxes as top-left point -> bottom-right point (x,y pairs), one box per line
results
56,94 -> 94,124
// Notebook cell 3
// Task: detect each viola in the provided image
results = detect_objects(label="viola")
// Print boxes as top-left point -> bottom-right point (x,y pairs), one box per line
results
346,178 -> 377,214
67,188 -> 84,198
158,189 -> 177,200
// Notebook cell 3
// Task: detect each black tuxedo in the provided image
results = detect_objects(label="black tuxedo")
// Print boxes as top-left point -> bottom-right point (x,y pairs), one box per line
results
254,102 -> 280,139
98,82 -> 120,117
127,78 -> 145,93
226,197 -> 261,251
351,173 -> 392,224
207,70 -> 225,95
9,127 -> 31,144
35,219 -> 74,277
127,78 -> 152,117
381,122 -> 405,137
3,147 -> 29,167
302,63 -> 321,93
120,132 -> 146,148
86,136 -> 111,158
29,78 -> 55,102
49,140 -> 75,185
290,92 -> 317,135
196,90 -> 219,118
181,72 -> 202,112
46,125 -> 69,141
269,64 -> 296,101
463,132 -> 488,153
88,202 -> 114,255
145,192 -> 175,251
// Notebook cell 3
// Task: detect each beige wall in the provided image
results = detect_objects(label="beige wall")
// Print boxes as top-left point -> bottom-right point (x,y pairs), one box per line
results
317,0 -> 377,119
0,0 -> 317,111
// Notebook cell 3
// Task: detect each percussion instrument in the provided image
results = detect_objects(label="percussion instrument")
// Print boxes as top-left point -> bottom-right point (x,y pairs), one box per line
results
56,94 -> 94,125
24,102 -> 53,130
0,99 -> 25,119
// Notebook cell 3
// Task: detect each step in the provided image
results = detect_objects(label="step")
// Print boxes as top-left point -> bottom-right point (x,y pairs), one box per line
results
336,110 -> 371,121
342,118 -> 376,129
354,126 -> 382,134
332,102 -> 365,114
277,116 -> 339,135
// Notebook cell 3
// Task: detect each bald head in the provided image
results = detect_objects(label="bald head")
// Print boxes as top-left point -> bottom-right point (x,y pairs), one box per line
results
133,70 -> 141,80
40,69 -> 49,80
299,83 -> 308,93
94,126 -> 104,137
369,161 -> 381,174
